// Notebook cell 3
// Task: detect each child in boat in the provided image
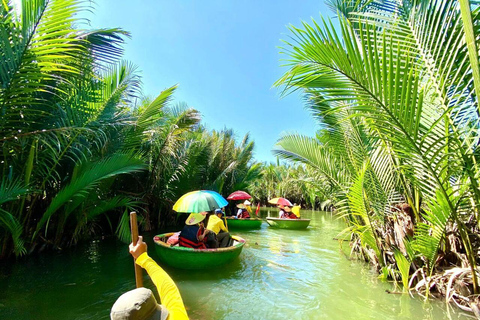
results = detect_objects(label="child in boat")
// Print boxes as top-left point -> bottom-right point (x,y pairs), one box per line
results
178,213 -> 210,249
110,236 -> 189,320
236,201 -> 251,219
207,208 -> 232,248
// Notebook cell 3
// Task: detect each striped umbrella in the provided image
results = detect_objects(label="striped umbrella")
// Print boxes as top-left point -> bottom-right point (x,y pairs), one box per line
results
173,190 -> 228,213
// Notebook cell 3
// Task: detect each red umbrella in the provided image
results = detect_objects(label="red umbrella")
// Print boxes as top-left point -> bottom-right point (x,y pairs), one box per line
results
227,191 -> 252,201
268,197 -> 293,206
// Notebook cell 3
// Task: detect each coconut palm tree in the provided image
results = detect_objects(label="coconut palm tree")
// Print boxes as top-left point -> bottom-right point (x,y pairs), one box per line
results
248,162 -> 327,208
0,0 -> 264,257
275,0 -> 480,294
0,0 -> 144,255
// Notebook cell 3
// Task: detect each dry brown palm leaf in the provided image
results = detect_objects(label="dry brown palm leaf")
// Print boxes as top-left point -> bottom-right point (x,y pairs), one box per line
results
446,268 -> 471,302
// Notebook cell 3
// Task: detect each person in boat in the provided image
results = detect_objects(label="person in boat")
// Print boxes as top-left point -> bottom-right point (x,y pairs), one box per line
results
292,204 -> 301,218
203,211 -> 219,248
283,205 -> 299,219
277,204 -> 286,218
110,236 -> 189,320
178,213 -> 210,249
207,208 -> 232,248
236,202 -> 251,219
244,200 -> 253,215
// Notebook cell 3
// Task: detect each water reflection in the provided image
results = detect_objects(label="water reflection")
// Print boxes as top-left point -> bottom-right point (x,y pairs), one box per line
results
0,209 -> 472,319
87,240 -> 101,265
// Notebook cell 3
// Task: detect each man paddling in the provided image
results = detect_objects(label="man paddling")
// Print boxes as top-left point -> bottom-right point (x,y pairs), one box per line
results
207,208 -> 232,248
110,236 -> 189,320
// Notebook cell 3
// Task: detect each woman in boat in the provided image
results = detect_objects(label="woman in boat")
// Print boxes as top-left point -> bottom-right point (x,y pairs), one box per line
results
110,236 -> 189,320
236,202 -> 251,219
283,205 -> 299,219
207,208 -> 232,248
179,213 -> 210,249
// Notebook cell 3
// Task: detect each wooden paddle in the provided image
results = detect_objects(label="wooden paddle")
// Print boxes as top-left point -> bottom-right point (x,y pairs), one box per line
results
130,211 -> 143,288
224,215 -> 229,232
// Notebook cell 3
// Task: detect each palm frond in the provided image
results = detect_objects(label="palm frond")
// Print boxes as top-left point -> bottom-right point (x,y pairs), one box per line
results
0,208 -> 25,255
414,190 -> 454,275
34,153 -> 145,237
274,134 -> 350,190
0,178 -> 28,205
394,248 -> 411,291
115,209 -> 131,243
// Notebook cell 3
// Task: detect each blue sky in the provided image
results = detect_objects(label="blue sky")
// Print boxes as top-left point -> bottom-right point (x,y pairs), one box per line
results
82,1 -> 333,162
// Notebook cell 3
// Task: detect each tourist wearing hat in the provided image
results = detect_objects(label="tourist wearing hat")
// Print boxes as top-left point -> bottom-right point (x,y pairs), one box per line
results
203,211 -> 219,248
280,204 -> 298,219
244,200 -> 253,215
178,213 -> 210,249
236,202 -> 251,219
110,236 -> 189,320
207,208 -> 231,248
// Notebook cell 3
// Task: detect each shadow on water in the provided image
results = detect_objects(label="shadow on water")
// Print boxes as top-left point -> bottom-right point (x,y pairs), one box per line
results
0,208 -> 473,319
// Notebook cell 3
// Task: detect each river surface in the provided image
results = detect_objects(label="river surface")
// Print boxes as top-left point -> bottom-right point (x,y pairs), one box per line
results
0,209 -> 471,319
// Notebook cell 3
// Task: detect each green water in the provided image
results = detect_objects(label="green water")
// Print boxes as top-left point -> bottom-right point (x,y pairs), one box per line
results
0,209 -> 470,319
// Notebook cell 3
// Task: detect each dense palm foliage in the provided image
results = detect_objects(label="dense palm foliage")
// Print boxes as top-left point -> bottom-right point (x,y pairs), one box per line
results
0,0 -> 258,258
249,162 -> 328,209
275,0 -> 480,309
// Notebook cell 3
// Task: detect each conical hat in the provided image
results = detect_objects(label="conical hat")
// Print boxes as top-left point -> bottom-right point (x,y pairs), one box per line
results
185,213 -> 206,225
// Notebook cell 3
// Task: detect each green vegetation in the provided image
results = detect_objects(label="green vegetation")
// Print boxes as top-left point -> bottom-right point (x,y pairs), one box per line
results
250,162 -> 329,210
274,0 -> 480,309
0,0 -> 260,258
2,0 -> 480,314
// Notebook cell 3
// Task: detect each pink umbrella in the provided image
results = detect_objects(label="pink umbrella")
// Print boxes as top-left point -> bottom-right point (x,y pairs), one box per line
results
268,197 -> 293,207
227,191 -> 252,201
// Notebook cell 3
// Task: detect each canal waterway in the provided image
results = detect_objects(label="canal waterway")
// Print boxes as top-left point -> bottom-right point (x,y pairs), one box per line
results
0,209 -> 470,319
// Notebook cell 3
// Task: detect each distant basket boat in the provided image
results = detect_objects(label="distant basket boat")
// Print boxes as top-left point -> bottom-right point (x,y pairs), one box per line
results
266,217 -> 311,229
225,217 -> 262,229
153,232 -> 246,269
